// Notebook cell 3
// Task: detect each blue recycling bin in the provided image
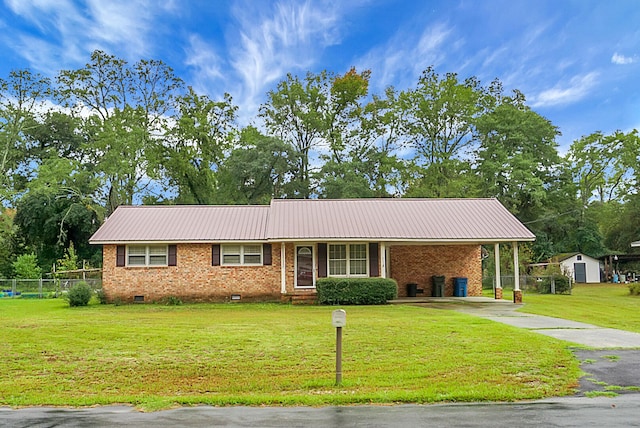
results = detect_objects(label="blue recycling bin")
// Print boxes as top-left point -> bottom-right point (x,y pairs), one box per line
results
454,277 -> 468,297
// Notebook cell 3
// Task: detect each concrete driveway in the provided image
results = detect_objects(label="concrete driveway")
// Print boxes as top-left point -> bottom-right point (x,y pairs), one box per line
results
423,299 -> 640,349
424,300 -> 640,398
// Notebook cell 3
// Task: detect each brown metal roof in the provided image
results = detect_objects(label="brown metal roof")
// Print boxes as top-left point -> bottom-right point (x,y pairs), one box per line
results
90,198 -> 535,244
89,205 -> 270,243
267,198 -> 535,242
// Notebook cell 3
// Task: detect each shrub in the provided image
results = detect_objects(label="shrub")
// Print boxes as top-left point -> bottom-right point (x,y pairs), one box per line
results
316,278 -> 397,305
164,296 -> 182,306
629,283 -> 640,296
66,282 -> 93,307
95,288 -> 108,304
12,253 -> 42,279
538,275 -> 571,294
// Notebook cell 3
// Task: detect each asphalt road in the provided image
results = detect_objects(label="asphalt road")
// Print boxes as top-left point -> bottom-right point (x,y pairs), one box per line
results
1,395 -> 639,428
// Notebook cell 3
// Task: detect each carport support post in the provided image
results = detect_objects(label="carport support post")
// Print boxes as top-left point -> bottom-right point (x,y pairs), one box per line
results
494,243 -> 502,300
513,241 -> 522,304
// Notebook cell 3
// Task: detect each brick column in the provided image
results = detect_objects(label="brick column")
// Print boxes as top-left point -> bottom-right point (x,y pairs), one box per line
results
495,287 -> 503,300
513,289 -> 522,304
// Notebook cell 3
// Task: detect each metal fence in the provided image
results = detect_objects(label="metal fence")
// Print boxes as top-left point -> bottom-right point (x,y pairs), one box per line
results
483,275 -> 573,295
0,278 -> 102,299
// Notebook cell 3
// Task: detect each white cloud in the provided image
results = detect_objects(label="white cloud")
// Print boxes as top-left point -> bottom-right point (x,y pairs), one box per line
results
357,22 -> 453,91
2,0 -> 166,74
611,53 -> 636,65
531,72 -> 599,108
184,35 -> 225,94
225,0 -> 345,122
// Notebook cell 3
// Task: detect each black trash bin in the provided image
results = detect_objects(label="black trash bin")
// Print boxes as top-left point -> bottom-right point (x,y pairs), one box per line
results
432,275 -> 445,297
406,283 -> 418,297
454,277 -> 468,297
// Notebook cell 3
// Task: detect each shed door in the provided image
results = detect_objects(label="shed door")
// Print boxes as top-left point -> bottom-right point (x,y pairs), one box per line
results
574,263 -> 587,283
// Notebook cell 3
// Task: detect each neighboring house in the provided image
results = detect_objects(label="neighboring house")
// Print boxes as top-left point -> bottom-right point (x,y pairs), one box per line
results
89,198 -> 535,303
556,253 -> 602,283
631,241 -> 640,248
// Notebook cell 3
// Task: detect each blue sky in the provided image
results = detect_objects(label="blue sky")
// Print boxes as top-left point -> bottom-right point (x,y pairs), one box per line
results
1,0 -> 638,151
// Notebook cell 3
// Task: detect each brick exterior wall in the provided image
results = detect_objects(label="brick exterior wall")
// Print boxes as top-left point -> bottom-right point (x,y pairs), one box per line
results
390,245 -> 482,297
102,244 -> 281,303
102,242 -> 482,302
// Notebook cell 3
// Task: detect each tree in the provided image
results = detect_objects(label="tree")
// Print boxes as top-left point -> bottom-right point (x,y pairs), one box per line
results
0,69 -> 52,205
161,88 -> 237,204
0,209 -> 17,277
474,100 -> 561,219
12,253 -> 42,279
56,50 -> 184,211
215,127 -> 299,204
14,191 -> 101,270
260,68 -> 371,198
396,67 -> 486,193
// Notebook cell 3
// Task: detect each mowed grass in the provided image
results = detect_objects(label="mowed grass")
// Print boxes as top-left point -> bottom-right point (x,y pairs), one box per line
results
0,299 -> 579,410
519,283 -> 640,333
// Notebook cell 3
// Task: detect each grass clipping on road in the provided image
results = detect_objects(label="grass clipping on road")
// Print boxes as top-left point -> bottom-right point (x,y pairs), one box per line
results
0,300 -> 579,410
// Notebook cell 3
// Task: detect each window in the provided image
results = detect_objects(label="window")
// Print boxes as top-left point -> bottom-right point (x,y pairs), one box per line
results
577,255 -> 582,261
127,245 -> 168,266
221,244 -> 262,265
328,243 -> 368,277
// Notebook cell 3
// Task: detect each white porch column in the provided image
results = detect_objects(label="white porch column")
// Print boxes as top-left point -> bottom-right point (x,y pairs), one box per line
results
494,243 -> 501,290
380,243 -> 387,278
513,241 -> 522,303
494,243 -> 502,299
280,243 -> 286,294
513,241 -> 520,291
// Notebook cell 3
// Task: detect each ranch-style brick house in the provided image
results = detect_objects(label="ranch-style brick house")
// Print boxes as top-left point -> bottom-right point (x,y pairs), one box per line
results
89,198 -> 535,303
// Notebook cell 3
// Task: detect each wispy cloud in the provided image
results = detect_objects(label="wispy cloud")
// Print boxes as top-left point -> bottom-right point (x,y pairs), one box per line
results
184,35 -> 226,95
2,0 -> 167,74
531,72 -> 599,107
357,22 -> 453,91
225,0 -> 345,121
611,53 -> 636,65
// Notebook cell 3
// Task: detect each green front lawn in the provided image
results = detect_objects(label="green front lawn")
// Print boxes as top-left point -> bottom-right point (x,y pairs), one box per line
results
519,283 -> 640,333
0,299 -> 579,410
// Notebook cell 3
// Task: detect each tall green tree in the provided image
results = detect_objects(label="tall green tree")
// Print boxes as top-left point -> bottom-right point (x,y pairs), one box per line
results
474,100 -> 561,219
396,67 -> 486,194
260,68 -> 371,198
216,127 -> 299,204
0,69 -> 51,205
56,50 -> 184,211
161,88 -> 237,204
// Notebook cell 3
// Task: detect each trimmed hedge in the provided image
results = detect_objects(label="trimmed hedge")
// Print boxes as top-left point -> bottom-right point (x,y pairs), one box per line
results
316,277 -> 398,305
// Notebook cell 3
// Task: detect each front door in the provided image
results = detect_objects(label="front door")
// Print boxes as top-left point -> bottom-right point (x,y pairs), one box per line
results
296,246 -> 314,287
574,263 -> 587,283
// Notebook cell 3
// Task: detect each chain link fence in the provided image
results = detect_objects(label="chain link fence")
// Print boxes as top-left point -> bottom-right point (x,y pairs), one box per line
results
0,279 -> 102,299
483,275 -> 572,295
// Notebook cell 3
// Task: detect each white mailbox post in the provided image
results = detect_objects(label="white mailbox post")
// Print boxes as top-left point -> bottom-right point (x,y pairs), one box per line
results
332,309 -> 346,385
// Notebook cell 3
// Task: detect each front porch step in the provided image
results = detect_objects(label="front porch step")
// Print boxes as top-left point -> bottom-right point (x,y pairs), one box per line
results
283,293 -> 318,305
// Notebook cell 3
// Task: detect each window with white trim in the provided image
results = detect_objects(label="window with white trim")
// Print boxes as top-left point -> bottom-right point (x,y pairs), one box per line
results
222,244 -> 263,265
127,245 -> 168,266
328,243 -> 368,276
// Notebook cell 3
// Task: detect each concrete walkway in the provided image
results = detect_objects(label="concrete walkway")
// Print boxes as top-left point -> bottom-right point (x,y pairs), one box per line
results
400,297 -> 640,349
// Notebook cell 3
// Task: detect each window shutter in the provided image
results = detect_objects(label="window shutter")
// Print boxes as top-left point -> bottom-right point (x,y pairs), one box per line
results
168,245 -> 177,266
317,243 -> 327,278
369,243 -> 379,277
212,244 -> 220,266
116,245 -> 126,267
263,243 -> 272,265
